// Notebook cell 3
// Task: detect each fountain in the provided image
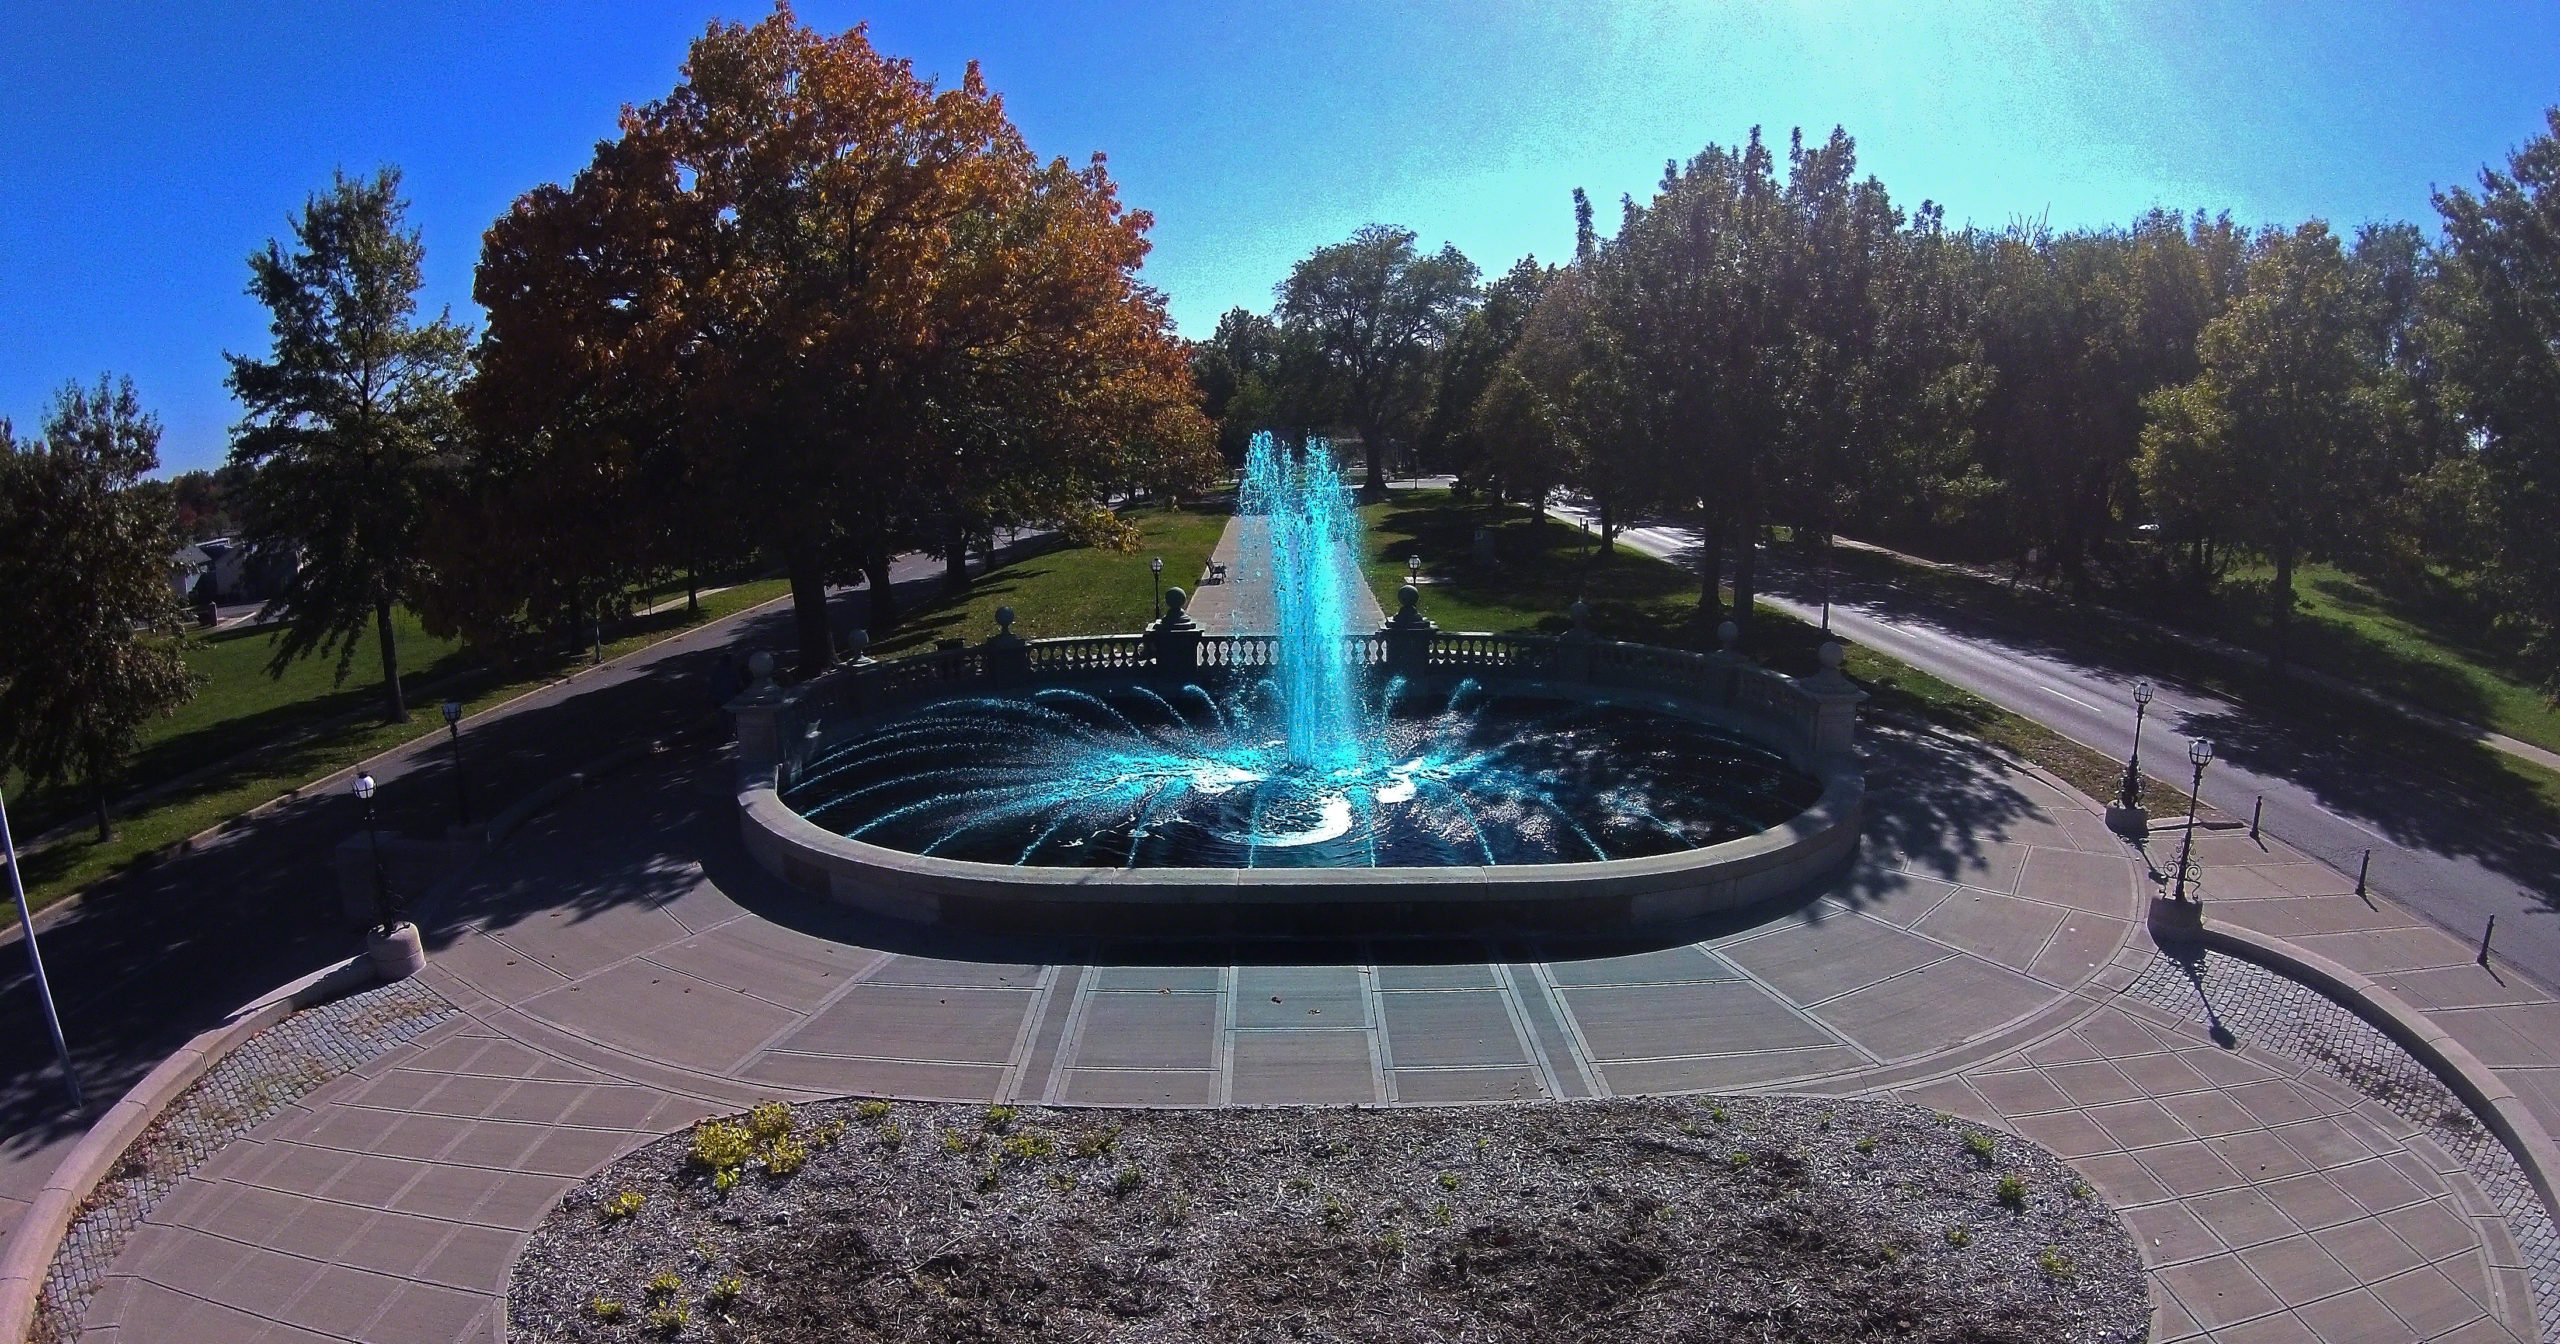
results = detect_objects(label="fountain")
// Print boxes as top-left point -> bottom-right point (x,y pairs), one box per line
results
731,433 -> 1867,933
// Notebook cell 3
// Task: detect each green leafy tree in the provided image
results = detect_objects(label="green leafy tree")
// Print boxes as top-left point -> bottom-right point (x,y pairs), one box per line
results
1426,255 -> 1551,490
2138,222 -> 2384,673
226,166 -> 468,722
0,379 -> 198,839
2436,107 -> 2560,683
1277,224 -> 1479,492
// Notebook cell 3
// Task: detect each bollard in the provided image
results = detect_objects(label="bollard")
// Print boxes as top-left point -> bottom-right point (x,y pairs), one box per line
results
2249,795 -> 2263,841
2480,915 -> 2497,967
2355,849 -> 2371,897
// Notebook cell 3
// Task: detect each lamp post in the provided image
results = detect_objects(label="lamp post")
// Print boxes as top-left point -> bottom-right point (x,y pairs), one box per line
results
2119,680 -> 2156,809
353,772 -> 391,932
440,700 -> 468,826
1,789 -> 81,1111
2170,738 -> 2213,903
1150,556 -> 1165,619
1408,553 -> 1422,586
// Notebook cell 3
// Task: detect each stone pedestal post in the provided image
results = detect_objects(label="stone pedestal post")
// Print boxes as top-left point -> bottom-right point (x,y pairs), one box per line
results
1559,599 -> 1595,682
1145,587 -> 1203,685
1795,641 -> 1867,761
984,607 -> 1030,688
1381,584 -> 1436,679
727,651 -> 788,784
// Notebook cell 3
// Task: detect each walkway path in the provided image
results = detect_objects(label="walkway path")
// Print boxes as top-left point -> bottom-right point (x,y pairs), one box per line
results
1182,515 -> 1386,634
47,720 -> 2560,1343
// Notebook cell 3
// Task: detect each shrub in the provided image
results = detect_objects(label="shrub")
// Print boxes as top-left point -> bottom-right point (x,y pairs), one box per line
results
1945,1224 -> 1972,1248
589,1298 -> 626,1321
712,1167 -> 738,1195
765,1135 -> 810,1177
600,1191 -> 646,1222
1963,1132 -> 1996,1164
1709,1107 -> 1729,1124
1996,1174 -> 2028,1209
941,1130 -> 972,1154
747,1100 -> 795,1144
810,1119 -> 848,1148
707,1275 -> 744,1307
645,1304 -> 688,1336
983,1105 -> 1018,1132
880,1122 -> 905,1151
646,1271 -> 682,1301
691,1120 -> 755,1173
854,1100 -> 892,1122
998,1132 -> 1057,1162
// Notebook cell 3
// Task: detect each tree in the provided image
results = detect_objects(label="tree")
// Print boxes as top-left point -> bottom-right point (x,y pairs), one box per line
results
1425,255 -> 1549,490
0,379 -> 197,839
2138,222 -> 2382,673
1277,224 -> 1479,492
2436,107 -> 2560,683
227,166 -> 467,723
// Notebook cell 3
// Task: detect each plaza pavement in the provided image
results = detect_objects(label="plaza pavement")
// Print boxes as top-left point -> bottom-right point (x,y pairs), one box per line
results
41,715 -> 2559,1343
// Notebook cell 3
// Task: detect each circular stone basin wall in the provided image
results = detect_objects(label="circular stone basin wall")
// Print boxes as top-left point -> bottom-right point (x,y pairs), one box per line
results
736,675 -> 1861,937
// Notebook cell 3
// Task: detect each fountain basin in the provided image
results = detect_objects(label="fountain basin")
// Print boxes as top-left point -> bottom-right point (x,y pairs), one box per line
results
737,676 -> 1863,937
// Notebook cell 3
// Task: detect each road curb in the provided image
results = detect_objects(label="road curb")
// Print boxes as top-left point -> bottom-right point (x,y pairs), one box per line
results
0,954 -> 376,1344
2151,910 -> 2560,1239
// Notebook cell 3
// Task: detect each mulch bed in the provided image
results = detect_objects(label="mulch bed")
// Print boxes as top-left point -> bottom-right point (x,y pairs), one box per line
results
510,1094 -> 2146,1343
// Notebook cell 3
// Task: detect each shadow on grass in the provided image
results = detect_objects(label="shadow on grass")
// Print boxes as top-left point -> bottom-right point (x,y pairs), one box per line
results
1370,497 -> 1698,637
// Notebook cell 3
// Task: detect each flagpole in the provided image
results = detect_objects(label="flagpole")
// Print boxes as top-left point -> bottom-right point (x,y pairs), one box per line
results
1,791 -> 82,1112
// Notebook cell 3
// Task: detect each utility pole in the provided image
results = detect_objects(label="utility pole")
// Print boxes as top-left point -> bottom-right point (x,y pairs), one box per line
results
2,790 -> 82,1112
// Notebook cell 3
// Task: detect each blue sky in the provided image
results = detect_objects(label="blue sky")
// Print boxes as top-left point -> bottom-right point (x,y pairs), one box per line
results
5,1 -> 2558,476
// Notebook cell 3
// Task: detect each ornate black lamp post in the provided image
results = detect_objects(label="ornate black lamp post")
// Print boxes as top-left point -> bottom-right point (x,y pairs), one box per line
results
1150,556 -> 1165,618
353,772 -> 393,931
2170,738 -> 2213,903
441,700 -> 469,826
1408,554 -> 1422,586
2119,680 -> 2155,809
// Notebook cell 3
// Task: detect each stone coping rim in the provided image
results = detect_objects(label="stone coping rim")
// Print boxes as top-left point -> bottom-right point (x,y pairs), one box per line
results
0,954 -> 377,1344
2156,905 -> 2560,1241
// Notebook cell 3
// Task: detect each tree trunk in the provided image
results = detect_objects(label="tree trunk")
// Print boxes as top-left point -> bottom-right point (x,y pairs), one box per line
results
1695,514 -> 1726,625
2270,544 -> 2295,677
864,544 -> 899,637
944,521 -> 970,593
93,781 -> 112,844
1530,490 -> 1547,526
784,542 -> 835,678
686,562 -> 699,617
1598,501 -> 1617,555
375,596 -> 407,723
1731,504 -> 1761,643
1362,423 -> 1387,494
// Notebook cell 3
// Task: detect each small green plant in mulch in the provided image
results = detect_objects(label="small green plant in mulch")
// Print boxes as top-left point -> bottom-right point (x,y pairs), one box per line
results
978,1162 -> 1003,1192
1432,1201 -> 1451,1226
941,1130 -> 972,1154
998,1132 -> 1057,1162
1321,1194 -> 1351,1230
589,1297 -> 626,1321
645,1271 -> 682,1301
1855,1135 -> 1880,1154
599,1191 -> 646,1222
1996,1175 -> 2029,1210
1438,1172 -> 1459,1190
1709,1107 -> 1729,1124
765,1135 -> 810,1178
810,1119 -> 848,1149
1050,1170 -> 1077,1192
1375,1230 -> 1406,1258
2040,1247 -> 2076,1280
690,1120 -> 756,1173
712,1167 -> 739,1195
707,1275 -> 744,1307
2069,1180 -> 2093,1202
983,1105 -> 1018,1132
1963,1132 -> 1996,1164
645,1303 -> 688,1335
747,1101 -> 796,1144
1069,1125 -> 1122,1159
879,1123 -> 905,1151
854,1099 -> 892,1122
1945,1224 -> 1973,1248
1113,1165 -> 1144,1197
1728,1152 -> 1755,1171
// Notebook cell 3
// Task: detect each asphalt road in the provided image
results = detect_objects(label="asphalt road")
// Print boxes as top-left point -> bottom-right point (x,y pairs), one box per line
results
1548,499 -> 2560,996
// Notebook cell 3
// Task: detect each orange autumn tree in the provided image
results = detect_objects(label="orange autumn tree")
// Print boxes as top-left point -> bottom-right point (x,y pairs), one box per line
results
441,5 -> 1211,674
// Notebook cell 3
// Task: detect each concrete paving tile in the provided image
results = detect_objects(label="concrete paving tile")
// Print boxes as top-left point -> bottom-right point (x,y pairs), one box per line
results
275,1263 -> 404,1336
2208,1129 -> 2318,1185
2003,1107 -> 2117,1159
114,1278 -> 273,1344
559,1084 -> 672,1131
344,1068 -> 444,1113
477,1078 -> 606,1125
1911,889 -> 2067,972
1720,915 -> 1951,1004
2375,965 -> 2551,1012
522,957 -> 803,1073
2178,1043 -> 2287,1088
2222,1078 -> 2330,1129
2435,1004 -> 2560,1070
1229,1031 -> 1378,1105
1371,963 -> 1500,990
2329,1157 -> 2433,1216
385,1162 -> 517,1223
2210,1310 -> 2321,1343
2027,916 -> 2126,987
315,1152 -> 430,1207
2076,1006 -> 2179,1059
1892,839 -> 2028,894
774,983 -> 1037,1064
408,1072 -> 516,1120
1966,1067 -> 2072,1117
2289,1287 -> 2411,1344
1087,965 -> 1225,992
482,901 -> 697,979
338,1207 -> 458,1278
2125,1202 -> 2226,1264
2189,1185 -> 2300,1250
2161,1088 -> 2266,1140
1806,955 -> 2053,1060
2139,1141 -> 2251,1196
2367,1265 -> 2489,1339
129,1224 -> 253,1298
1060,1069 -> 1219,1105
740,1052 -> 1008,1100
432,928 -> 582,1006
416,1223 -> 523,1291
2222,895 -> 2422,940
263,1200 -> 380,1263
518,1124 -> 644,1178
1824,869 -> 1957,929
1393,1067 -> 1549,1104
2150,1292 -> 2205,1342
1235,963 -> 1364,999
1556,979 -> 1836,1061
1600,1046 -> 1864,1095
2159,1253 -> 2285,1330
2278,1118 -> 2387,1171
376,1112 -> 481,1163
638,933 -> 854,1012
1542,945 -> 1735,987
2290,928 -> 2462,977
458,1171 -> 575,1229
2251,862 -> 2356,898
2014,847 -> 2136,915
1378,990 -> 1527,1068
2428,1315 -> 2533,1344
1235,974 -> 1368,1028
2023,1029 -> 2105,1068
2112,1049 -> 2219,1099
2071,1150 -> 2172,1205
367,1280 -> 494,1344
185,1181 -> 307,1241
1074,993 -> 1220,1070
2311,1217 -> 2425,1281
2087,1099 -> 2196,1150
2381,1200 -> 2482,1263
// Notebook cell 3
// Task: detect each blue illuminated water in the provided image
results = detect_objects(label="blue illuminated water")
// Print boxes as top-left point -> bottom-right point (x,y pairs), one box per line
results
778,431 -> 1820,868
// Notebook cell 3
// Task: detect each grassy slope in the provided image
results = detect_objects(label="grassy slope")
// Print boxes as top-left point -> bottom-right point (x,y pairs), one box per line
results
869,504 -> 1231,657
1358,491 -> 2209,815
12,579 -> 790,913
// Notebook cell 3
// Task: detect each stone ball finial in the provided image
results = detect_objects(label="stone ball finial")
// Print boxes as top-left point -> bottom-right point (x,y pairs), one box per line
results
1569,598 -> 1589,625
1716,620 -> 1739,650
844,627 -> 869,661
747,650 -> 774,680
995,606 -> 1016,632
1164,586 -> 1188,615
1398,583 -> 1420,611
1818,640 -> 1845,670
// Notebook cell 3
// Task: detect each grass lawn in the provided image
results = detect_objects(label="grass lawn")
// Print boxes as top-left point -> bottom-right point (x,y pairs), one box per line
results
10,578 -> 791,914
1359,490 -> 2212,815
868,502 -> 1232,658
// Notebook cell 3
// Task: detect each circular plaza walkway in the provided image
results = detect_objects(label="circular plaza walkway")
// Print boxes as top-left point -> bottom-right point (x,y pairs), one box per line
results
68,722 -> 2556,1344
